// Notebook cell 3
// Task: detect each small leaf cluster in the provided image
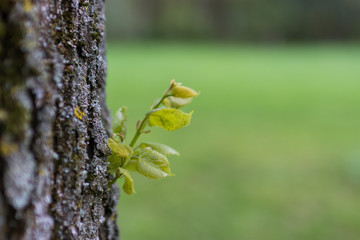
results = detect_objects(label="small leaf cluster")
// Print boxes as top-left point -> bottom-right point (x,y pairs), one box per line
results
107,80 -> 199,194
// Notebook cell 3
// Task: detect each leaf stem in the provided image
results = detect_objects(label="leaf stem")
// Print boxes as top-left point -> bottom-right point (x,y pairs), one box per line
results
108,174 -> 122,187
129,117 -> 148,148
128,81 -> 174,148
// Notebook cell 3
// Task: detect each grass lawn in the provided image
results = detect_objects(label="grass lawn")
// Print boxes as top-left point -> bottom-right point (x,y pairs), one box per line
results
106,42 -> 360,240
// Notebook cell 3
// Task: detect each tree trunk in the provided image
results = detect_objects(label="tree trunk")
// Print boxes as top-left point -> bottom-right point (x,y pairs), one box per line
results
0,0 -> 119,239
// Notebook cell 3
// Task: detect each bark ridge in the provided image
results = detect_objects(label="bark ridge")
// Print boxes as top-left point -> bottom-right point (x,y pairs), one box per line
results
0,0 -> 119,239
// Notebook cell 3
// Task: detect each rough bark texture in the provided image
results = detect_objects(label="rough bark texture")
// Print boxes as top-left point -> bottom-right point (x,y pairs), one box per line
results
0,0 -> 119,239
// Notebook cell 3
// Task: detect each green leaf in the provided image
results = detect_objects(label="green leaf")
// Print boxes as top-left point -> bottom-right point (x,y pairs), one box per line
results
107,138 -> 132,158
107,138 -> 133,173
109,133 -> 123,146
148,108 -> 193,131
136,148 -> 174,179
112,106 -> 127,136
138,142 -> 179,156
107,154 -> 123,173
137,158 -> 168,179
163,96 -> 193,109
124,158 -> 138,172
119,168 -> 135,195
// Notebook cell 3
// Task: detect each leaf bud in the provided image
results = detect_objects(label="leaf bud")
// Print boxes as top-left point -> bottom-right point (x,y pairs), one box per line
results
115,168 -> 122,178
171,85 -> 199,98
163,96 -> 193,109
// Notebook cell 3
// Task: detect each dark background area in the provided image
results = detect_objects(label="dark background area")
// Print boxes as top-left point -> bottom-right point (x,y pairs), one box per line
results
106,0 -> 360,42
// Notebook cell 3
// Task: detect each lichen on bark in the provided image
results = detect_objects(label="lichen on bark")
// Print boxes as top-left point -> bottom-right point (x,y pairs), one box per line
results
0,0 -> 119,239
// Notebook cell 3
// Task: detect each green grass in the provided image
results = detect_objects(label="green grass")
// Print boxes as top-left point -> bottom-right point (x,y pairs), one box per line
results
106,42 -> 360,240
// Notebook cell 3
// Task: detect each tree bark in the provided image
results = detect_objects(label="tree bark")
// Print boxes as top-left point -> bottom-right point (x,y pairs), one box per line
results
0,0 -> 119,239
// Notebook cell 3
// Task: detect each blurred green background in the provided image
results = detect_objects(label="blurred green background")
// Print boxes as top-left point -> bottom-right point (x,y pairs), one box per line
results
105,1 -> 360,240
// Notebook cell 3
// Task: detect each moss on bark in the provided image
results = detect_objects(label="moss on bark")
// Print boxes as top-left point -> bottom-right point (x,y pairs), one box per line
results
0,0 -> 119,239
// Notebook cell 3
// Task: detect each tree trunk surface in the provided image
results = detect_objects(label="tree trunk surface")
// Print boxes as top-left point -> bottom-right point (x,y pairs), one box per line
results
0,0 -> 119,239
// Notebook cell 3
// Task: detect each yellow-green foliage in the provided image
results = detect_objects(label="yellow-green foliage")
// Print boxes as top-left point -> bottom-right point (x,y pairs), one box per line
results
107,80 -> 198,194
148,108 -> 193,131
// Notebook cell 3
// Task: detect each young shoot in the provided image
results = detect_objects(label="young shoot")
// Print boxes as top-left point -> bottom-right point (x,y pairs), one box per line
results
107,80 -> 199,194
